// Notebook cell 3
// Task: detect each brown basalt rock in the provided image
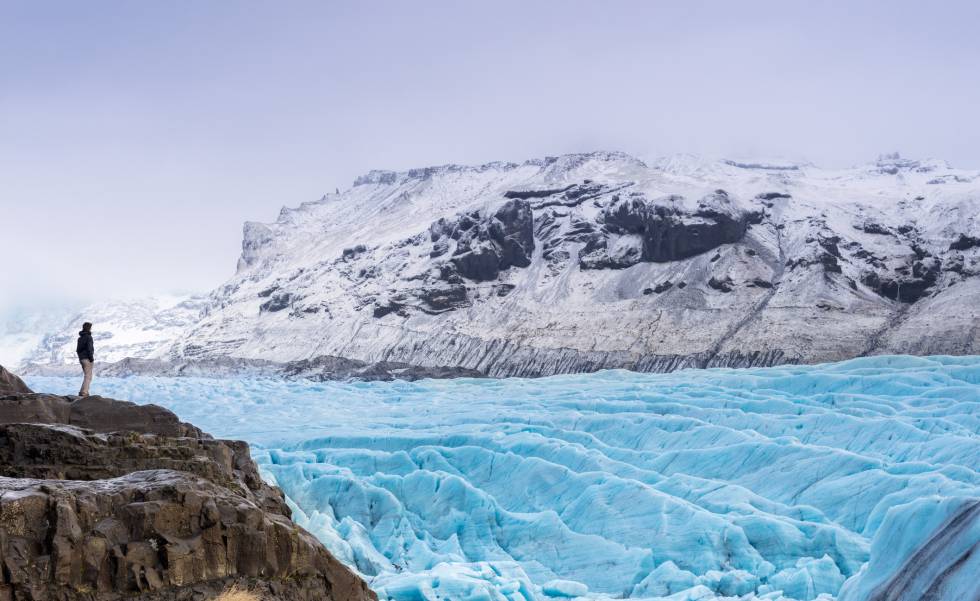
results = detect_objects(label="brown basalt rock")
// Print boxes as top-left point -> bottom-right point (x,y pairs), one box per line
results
0,423 -> 287,518
0,367 -> 376,601
0,394 -> 205,439
0,471 -> 374,601
0,365 -> 31,395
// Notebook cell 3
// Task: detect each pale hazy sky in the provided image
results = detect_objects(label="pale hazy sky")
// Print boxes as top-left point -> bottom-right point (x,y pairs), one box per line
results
3,1 -> 979,315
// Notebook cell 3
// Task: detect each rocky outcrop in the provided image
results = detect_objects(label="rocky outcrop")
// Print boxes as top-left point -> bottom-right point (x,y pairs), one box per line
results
0,381 -> 376,601
949,233 -> 980,251
861,257 -> 942,303
579,191 -> 758,269
0,365 -> 31,395
0,394 -> 205,439
430,199 -> 535,282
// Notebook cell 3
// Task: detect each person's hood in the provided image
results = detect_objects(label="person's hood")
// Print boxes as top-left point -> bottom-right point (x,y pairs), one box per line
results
78,330 -> 92,337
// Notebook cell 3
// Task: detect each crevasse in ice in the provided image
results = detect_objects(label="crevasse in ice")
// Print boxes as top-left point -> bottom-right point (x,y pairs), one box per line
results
27,355 -> 980,601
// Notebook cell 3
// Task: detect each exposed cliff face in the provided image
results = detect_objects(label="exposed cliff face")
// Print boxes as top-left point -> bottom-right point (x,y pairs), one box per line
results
0,374 -> 376,601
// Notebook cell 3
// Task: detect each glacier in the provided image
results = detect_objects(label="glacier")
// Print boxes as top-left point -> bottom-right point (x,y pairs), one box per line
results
27,355 -> 980,601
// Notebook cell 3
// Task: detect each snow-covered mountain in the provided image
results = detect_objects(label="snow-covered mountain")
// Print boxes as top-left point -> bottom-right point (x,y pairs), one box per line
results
10,295 -> 205,374
151,151 -> 979,378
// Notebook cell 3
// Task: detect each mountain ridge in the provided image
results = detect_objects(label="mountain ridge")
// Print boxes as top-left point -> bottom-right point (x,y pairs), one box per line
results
17,150 -> 980,378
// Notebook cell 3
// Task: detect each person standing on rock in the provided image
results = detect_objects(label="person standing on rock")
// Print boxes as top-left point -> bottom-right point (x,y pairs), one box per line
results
76,322 -> 95,396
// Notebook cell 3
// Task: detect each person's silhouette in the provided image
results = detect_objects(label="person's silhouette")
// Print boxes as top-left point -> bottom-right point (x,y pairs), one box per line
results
76,322 -> 94,396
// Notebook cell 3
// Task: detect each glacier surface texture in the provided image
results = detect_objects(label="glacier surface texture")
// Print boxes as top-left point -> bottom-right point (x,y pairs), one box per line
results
28,355 -> 980,601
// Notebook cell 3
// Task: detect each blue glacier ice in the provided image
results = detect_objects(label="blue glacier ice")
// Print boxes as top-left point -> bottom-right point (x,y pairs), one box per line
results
27,355 -> 980,601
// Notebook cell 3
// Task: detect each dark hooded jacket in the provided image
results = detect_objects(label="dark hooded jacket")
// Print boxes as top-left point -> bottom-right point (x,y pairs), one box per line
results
76,330 -> 94,362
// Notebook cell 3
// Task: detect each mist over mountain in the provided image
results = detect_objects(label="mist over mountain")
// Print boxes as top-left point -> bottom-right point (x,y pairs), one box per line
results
2,296 -> 204,371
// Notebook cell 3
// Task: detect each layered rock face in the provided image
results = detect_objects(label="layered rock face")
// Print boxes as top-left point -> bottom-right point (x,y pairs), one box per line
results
0,374 -> 376,601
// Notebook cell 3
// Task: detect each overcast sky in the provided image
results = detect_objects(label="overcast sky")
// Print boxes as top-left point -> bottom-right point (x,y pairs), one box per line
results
2,0 -> 979,315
